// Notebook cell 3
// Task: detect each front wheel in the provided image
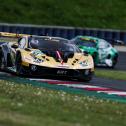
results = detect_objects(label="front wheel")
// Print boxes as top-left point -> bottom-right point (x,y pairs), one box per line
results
78,71 -> 94,82
111,54 -> 118,68
15,53 -> 25,75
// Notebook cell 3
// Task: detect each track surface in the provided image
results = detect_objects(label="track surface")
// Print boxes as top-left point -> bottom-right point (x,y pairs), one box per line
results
116,52 -> 126,71
91,77 -> 126,91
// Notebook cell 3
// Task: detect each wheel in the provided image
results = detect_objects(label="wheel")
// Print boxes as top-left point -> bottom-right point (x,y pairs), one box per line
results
78,71 -> 93,82
0,50 -> 3,68
0,50 -> 6,70
79,76 -> 92,82
111,54 -> 118,68
15,53 -> 25,75
92,52 -> 98,66
7,53 -> 13,67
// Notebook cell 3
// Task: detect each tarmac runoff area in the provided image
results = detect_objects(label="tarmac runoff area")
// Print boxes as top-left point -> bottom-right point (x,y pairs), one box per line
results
0,71 -> 126,103
114,45 -> 126,52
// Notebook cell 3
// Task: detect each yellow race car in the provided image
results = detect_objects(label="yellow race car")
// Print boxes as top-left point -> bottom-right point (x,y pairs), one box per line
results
0,32 -> 94,81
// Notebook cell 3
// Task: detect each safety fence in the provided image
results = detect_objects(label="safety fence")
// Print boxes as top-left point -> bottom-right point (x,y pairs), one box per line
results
0,23 -> 126,44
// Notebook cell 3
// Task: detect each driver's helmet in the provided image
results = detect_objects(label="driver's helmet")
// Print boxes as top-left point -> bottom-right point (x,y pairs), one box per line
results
29,38 -> 39,48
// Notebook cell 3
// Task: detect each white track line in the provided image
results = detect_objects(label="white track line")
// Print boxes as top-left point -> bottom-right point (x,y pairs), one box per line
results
29,78 -> 77,82
29,78 -> 126,97
97,91 -> 126,95
58,84 -> 106,89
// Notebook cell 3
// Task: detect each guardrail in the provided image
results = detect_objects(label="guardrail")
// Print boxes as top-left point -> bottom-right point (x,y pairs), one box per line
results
0,23 -> 126,44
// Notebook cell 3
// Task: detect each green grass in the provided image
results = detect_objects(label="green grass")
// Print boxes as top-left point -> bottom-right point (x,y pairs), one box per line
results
95,69 -> 126,80
0,0 -> 126,29
0,80 -> 126,126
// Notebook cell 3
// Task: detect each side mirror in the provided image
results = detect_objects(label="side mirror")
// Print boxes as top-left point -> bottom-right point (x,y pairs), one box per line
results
11,44 -> 18,49
83,50 -> 89,56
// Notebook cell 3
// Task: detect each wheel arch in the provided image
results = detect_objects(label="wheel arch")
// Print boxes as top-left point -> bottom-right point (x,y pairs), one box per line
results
0,46 -> 2,55
16,50 -> 21,56
15,51 -> 22,62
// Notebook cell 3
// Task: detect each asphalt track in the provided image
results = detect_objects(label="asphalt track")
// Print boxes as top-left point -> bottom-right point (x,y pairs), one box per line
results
116,52 -> 126,71
91,77 -> 126,91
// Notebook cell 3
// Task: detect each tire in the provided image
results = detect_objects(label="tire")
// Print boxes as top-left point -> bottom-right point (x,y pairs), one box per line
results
92,52 -> 98,66
78,72 -> 93,82
15,53 -> 25,75
0,50 -> 3,68
111,54 -> 118,68
79,76 -> 92,82
110,54 -> 118,69
0,50 -> 6,70
7,53 -> 13,67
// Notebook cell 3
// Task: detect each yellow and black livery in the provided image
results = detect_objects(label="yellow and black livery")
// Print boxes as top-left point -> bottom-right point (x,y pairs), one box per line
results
0,32 -> 94,82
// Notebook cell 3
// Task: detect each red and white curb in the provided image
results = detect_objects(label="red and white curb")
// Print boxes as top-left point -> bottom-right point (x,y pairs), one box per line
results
29,78 -> 126,97
1,72 -> 126,97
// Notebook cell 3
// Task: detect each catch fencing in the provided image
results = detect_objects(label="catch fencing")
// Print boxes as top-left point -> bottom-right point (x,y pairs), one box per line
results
0,23 -> 126,44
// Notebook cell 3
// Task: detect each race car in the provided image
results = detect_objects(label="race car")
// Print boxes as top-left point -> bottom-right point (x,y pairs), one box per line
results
0,32 -> 94,82
70,36 -> 118,68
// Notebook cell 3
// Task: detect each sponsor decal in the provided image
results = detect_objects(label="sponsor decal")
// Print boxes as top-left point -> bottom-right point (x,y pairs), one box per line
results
30,50 -> 44,63
105,59 -> 112,67
57,70 -> 67,75
57,65 -> 69,68
56,51 -> 64,65
33,58 -> 44,63
31,50 -> 43,57
7,67 -> 16,72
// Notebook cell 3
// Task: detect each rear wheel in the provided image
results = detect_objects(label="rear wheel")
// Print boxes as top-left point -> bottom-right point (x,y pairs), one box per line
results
92,52 -> 98,66
0,50 -> 6,70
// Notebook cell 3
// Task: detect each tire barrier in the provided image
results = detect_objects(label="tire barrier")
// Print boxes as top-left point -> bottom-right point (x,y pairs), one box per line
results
0,23 -> 126,44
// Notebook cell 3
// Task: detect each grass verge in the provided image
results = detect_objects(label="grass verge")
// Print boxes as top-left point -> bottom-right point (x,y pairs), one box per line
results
95,69 -> 126,81
0,80 -> 126,126
0,0 -> 126,29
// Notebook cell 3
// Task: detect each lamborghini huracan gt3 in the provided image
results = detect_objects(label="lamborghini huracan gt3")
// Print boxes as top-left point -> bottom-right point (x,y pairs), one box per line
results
0,32 -> 94,81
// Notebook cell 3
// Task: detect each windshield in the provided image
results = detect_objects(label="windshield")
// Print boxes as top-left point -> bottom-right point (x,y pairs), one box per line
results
28,37 -> 81,53
75,38 -> 96,48
98,39 -> 111,49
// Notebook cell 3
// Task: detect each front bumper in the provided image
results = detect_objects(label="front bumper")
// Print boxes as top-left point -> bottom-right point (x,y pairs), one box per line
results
26,64 -> 94,79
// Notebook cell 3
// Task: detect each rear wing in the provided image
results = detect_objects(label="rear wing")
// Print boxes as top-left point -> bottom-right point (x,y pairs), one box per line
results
0,32 -> 30,38
0,32 -> 30,43
0,32 -> 30,45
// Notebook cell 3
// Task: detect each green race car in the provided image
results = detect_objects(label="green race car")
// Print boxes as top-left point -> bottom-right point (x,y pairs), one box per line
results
71,36 -> 118,68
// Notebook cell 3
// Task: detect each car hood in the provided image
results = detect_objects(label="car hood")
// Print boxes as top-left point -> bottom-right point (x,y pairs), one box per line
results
21,49 -> 94,69
78,46 -> 97,55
